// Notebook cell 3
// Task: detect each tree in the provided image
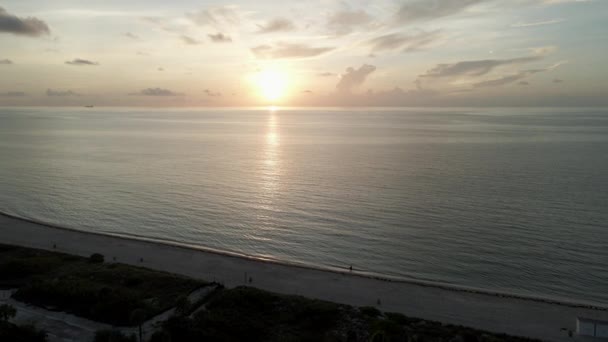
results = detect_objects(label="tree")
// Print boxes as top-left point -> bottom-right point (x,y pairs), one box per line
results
0,304 -> 16,322
129,308 -> 147,342
89,253 -> 105,263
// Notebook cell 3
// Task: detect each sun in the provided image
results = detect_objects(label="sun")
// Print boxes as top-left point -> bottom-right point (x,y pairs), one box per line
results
256,68 -> 288,103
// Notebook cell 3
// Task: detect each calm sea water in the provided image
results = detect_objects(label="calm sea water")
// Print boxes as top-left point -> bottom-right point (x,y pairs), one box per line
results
0,107 -> 607,305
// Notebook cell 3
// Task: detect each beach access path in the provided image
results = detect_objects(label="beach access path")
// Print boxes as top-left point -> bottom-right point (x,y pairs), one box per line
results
1,213 -> 606,342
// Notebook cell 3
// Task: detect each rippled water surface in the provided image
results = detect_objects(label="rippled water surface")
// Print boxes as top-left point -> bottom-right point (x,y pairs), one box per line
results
1,107 -> 607,304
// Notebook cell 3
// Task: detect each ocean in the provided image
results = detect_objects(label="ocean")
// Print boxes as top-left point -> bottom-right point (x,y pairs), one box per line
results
0,107 -> 606,305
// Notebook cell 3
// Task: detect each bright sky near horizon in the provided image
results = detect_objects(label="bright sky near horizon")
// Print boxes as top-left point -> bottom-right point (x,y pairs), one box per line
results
0,0 -> 607,106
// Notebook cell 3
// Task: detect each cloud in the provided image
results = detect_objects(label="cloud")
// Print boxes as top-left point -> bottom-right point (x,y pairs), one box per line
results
65,58 -> 99,66
187,6 -> 240,29
157,67 -> 164,71
46,89 -> 80,96
553,78 -> 564,83
130,88 -> 184,96
256,18 -> 295,34
0,6 -> 51,37
540,0 -> 591,4
419,55 -> 543,78
318,72 -> 335,77
336,64 -> 376,93
204,89 -> 221,97
326,10 -> 372,35
473,72 -> 531,88
518,81 -> 530,86
512,19 -> 564,27
472,62 -> 563,88
531,45 -> 557,55
0,91 -> 26,96
124,32 -> 140,39
181,35 -> 201,45
0,59 -> 12,65
396,0 -> 486,24
208,32 -> 232,43
141,16 -> 163,25
251,43 -> 334,59
366,30 -> 441,53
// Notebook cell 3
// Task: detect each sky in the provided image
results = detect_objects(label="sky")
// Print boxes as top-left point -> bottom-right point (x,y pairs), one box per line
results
0,0 -> 607,107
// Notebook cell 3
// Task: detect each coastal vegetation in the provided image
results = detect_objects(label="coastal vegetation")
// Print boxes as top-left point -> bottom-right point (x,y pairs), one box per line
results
155,286 -> 538,342
0,244 -> 203,325
0,244 -> 539,341
0,303 -> 46,341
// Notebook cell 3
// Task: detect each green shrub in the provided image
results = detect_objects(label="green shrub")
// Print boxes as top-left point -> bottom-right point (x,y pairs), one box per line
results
89,253 -> 105,264
94,329 -> 136,342
0,321 -> 47,341
149,330 -> 172,342
0,304 -> 16,321
360,306 -> 382,318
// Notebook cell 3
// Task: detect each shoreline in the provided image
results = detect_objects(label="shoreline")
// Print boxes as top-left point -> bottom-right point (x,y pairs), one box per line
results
1,211 -> 605,312
2,212 -> 608,341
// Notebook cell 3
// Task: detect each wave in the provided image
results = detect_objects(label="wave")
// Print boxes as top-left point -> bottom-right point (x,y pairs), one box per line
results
1,209 -> 606,312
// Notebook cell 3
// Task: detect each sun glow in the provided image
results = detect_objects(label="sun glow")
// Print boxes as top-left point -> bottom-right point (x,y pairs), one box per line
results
256,68 -> 288,103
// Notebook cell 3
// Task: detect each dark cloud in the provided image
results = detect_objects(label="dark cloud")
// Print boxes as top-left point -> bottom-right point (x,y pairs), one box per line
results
518,81 -> 530,86
256,18 -> 295,34
336,64 -> 376,93
181,35 -> 201,45
0,6 -> 50,37
124,32 -> 140,40
366,30 -> 441,53
65,58 -> 99,66
130,88 -> 184,96
46,89 -> 80,96
553,78 -> 564,83
419,56 -> 542,78
396,0 -> 486,24
0,91 -> 26,96
204,89 -> 221,97
327,10 -> 372,35
0,59 -> 12,64
208,33 -> 232,43
187,6 -> 240,29
251,43 -> 334,59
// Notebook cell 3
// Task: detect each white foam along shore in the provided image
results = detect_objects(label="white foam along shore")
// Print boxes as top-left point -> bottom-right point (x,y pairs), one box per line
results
1,213 -> 606,341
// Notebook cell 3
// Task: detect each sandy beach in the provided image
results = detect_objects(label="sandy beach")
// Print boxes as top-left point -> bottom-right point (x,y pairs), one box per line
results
1,213 -> 606,342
